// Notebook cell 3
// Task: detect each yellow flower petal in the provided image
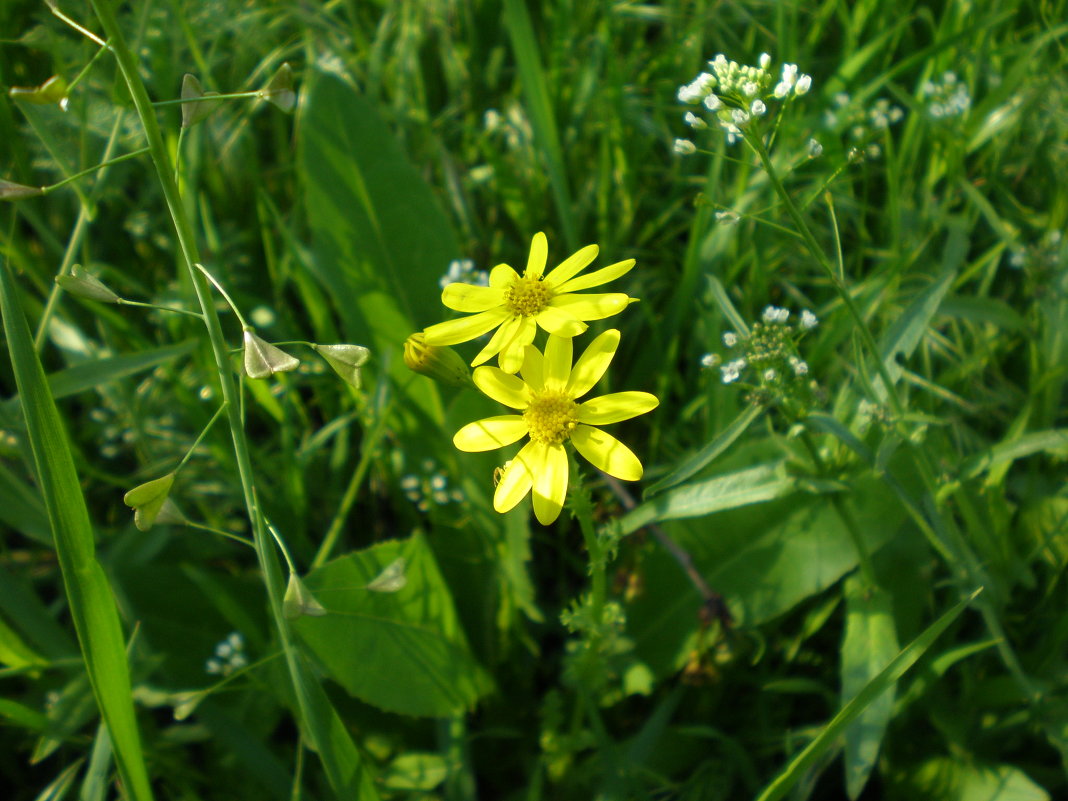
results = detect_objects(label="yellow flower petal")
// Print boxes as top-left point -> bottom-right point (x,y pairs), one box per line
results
549,292 -> 631,321
534,305 -> 587,337
566,329 -> 620,398
442,283 -> 504,313
571,425 -> 643,481
498,316 -> 537,373
520,344 -> 545,391
525,232 -> 548,279
453,415 -> 528,451
473,315 -> 522,366
578,391 -> 659,425
543,334 -> 572,390
490,263 -> 520,288
473,366 -> 531,408
543,244 -> 598,288
554,258 -> 636,294
494,442 -> 536,513
532,443 -> 568,525
423,307 -> 510,346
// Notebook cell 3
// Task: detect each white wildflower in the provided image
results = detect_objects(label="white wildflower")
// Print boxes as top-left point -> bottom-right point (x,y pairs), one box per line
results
807,138 -> 823,158
723,331 -> 738,347
751,99 -> 767,115
800,310 -> 818,329
684,111 -> 707,129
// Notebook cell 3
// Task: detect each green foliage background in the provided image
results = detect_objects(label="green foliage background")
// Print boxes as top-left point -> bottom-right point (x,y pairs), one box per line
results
1,1 -> 1066,799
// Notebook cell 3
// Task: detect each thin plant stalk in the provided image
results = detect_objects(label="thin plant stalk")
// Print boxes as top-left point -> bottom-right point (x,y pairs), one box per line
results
86,2 -> 378,796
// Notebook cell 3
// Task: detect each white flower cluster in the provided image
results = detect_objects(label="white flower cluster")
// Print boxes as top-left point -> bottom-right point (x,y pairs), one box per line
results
921,72 -> 971,119
678,53 -> 811,145
205,632 -> 247,677
439,258 -> 489,289
401,458 -> 464,512
708,307 -> 819,386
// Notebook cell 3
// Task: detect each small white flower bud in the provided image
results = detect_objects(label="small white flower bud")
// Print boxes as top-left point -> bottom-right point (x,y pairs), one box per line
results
751,99 -> 767,115
703,93 -> 722,111
684,111 -> 707,129
795,74 -> 812,95
759,52 -> 771,69
673,138 -> 697,155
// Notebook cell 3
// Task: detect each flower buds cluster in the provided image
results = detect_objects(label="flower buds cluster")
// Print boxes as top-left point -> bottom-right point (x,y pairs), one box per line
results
677,53 -> 812,146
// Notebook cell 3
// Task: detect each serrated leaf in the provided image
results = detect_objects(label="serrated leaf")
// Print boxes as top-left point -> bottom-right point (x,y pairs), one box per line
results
294,535 -> 493,717
242,330 -> 299,379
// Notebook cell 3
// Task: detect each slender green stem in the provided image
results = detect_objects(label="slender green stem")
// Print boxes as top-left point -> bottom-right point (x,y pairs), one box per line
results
87,3 -> 375,795
312,399 -> 392,569
39,148 -> 152,195
174,402 -> 228,473
569,465 -> 606,626
115,298 -> 203,319
195,262 -> 249,328
153,90 -> 263,108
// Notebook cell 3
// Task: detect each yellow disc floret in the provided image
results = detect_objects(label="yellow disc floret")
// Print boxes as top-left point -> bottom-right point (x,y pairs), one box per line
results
503,275 -> 554,317
524,391 -> 579,446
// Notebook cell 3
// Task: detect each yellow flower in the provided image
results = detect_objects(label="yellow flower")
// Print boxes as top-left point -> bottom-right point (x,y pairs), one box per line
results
422,232 -> 636,373
453,330 -> 658,525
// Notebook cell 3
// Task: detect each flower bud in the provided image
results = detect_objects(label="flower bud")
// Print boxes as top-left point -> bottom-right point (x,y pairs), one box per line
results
403,333 -> 472,388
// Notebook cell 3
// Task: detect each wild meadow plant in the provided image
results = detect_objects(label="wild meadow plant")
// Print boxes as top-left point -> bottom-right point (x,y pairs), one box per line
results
2,2 -> 1067,800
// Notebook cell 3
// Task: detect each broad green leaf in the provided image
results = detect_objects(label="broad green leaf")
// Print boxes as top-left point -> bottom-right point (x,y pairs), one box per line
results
611,462 -> 796,536
902,758 -> 1049,801
754,590 -> 981,801
298,68 -> 456,424
1,257 -> 154,801
295,535 -> 493,717
628,478 -> 905,674
841,577 -> 898,800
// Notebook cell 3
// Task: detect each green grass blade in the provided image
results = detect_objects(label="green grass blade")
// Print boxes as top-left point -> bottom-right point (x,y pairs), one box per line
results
0,259 -> 154,801
753,589 -> 982,801
646,403 -> 763,496
502,0 -> 578,248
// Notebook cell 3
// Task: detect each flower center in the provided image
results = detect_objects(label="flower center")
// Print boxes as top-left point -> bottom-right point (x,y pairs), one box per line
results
504,275 -> 553,317
524,391 -> 579,446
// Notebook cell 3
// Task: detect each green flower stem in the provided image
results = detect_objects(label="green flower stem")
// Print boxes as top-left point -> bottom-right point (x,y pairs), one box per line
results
113,299 -> 203,319
195,262 -> 249,328
87,2 -> 377,795
153,90 -> 264,108
569,463 -> 606,629
38,147 -> 151,196
173,402 -> 228,474
312,398 -> 392,569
